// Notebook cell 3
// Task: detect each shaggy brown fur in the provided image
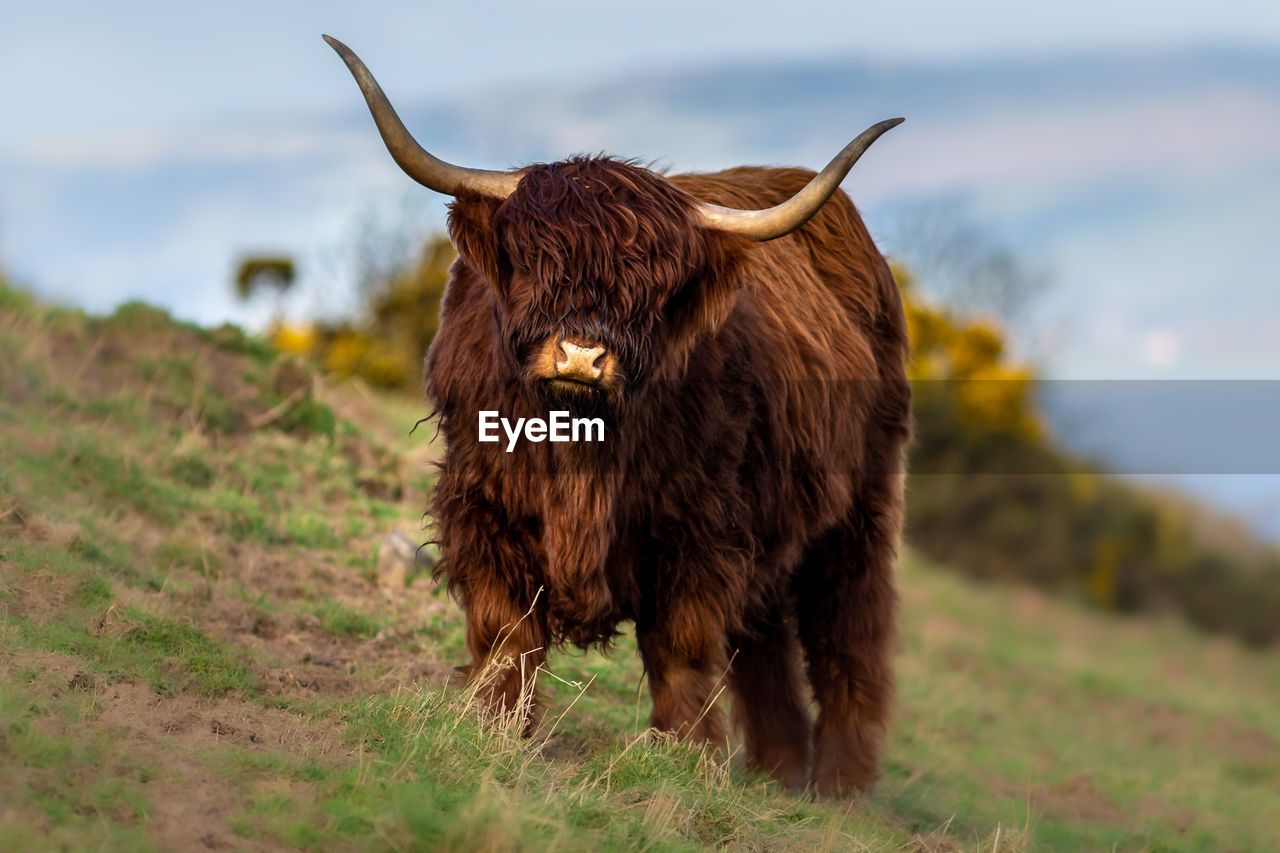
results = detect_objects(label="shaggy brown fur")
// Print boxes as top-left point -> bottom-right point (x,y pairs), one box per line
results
427,157 -> 911,797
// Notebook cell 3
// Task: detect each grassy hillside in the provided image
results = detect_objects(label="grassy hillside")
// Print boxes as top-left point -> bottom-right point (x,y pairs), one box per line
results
1,285 -> 1278,851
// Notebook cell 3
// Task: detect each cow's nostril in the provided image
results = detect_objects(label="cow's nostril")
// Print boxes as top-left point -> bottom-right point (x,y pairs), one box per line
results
555,340 -> 607,380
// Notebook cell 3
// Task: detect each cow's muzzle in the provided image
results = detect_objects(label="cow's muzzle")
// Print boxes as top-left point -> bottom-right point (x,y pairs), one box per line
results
530,336 -> 620,394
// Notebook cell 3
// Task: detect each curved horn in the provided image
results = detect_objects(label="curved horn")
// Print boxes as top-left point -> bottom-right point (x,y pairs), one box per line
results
694,117 -> 904,241
322,35 -> 521,199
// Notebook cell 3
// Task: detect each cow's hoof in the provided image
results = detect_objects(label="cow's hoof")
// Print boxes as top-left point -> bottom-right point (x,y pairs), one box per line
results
810,746 -> 877,799
446,664 -> 472,690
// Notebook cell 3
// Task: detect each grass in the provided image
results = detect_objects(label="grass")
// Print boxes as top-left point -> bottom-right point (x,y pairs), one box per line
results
1,281 -> 1278,850
310,599 -> 384,639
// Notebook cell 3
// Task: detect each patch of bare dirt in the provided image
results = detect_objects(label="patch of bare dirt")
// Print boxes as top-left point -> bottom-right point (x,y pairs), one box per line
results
1137,796 -> 1197,836
1123,698 -> 1277,764
991,773 -> 1123,823
915,614 -> 976,649
185,544 -> 454,701
1,564 -> 82,626
0,498 -> 82,551
9,651 -> 351,852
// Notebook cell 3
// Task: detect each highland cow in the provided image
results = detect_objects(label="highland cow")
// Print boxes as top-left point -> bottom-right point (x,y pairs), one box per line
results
326,35 -> 911,796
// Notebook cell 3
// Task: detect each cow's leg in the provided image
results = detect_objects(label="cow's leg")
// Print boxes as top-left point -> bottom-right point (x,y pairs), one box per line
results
436,487 -> 549,735
636,601 -> 729,750
793,476 -> 902,797
727,613 -> 812,790
460,573 -> 548,736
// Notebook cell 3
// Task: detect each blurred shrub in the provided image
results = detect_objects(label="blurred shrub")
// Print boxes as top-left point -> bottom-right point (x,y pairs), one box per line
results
899,263 -> 1279,646
234,256 -> 296,301
270,236 -> 455,391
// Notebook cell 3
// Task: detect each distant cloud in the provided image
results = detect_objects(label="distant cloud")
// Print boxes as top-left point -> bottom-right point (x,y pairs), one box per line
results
6,126 -> 375,171
857,91 -> 1280,205
1141,329 -> 1182,369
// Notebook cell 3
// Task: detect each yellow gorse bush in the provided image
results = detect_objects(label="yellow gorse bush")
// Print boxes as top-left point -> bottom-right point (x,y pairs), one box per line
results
271,322 -> 317,357
271,236 -> 455,391
322,331 -> 370,377
897,263 -> 1041,440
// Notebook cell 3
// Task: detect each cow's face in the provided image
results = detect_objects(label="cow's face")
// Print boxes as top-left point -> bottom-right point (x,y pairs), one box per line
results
450,158 -> 742,409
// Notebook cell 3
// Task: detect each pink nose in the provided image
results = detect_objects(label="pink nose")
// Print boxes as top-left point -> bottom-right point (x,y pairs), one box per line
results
554,340 -> 607,381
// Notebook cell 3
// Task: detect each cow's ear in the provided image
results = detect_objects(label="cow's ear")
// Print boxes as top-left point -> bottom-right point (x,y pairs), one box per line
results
448,194 -> 509,291
665,229 -> 750,342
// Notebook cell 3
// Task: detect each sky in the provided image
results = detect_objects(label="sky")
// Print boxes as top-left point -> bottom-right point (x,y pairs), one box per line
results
5,0 -> 1280,144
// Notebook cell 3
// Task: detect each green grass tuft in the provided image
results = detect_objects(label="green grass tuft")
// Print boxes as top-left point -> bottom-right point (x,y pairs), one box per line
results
122,610 -> 261,697
310,599 -> 382,639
